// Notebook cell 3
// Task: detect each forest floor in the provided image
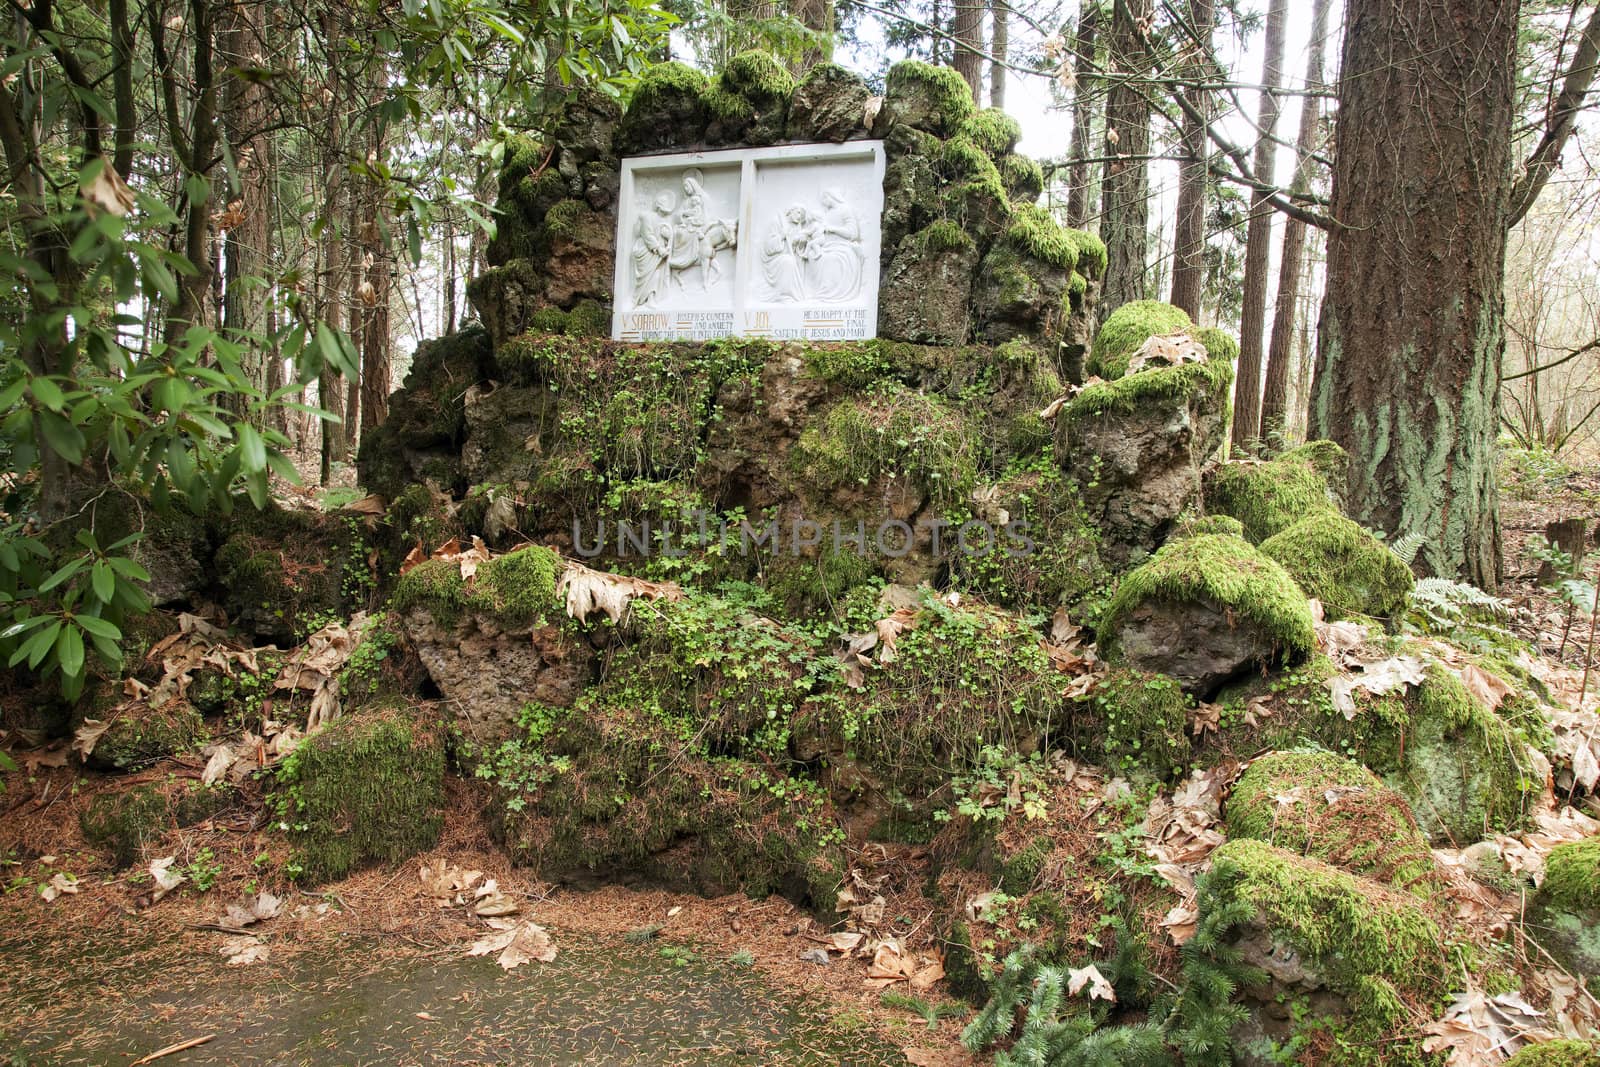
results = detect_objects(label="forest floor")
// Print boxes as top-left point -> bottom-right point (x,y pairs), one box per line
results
1,450 -> 1598,1066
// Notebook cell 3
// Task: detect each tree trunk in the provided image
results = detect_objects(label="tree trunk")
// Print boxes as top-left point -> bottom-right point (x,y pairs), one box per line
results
1064,4 -> 1099,228
1230,0 -> 1287,450
1311,0 -> 1518,589
791,0 -> 833,71
358,125 -> 392,437
1260,0 -> 1331,443
220,0 -> 274,421
1098,0 -> 1155,321
1168,0 -> 1213,318
988,0 -> 1007,109
951,0 -> 984,101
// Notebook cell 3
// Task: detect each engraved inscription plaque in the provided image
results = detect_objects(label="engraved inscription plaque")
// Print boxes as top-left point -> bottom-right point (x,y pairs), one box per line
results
612,142 -> 885,343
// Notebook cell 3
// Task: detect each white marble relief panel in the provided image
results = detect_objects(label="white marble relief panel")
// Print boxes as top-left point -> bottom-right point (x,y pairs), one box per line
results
612,142 -> 885,343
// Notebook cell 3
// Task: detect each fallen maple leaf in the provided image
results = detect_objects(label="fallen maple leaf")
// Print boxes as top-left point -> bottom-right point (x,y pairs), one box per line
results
467,919 -> 557,969
1067,963 -> 1116,1003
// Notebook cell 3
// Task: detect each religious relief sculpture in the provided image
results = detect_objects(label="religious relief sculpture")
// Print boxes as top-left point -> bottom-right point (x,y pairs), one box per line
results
757,188 -> 864,304
629,168 -> 738,308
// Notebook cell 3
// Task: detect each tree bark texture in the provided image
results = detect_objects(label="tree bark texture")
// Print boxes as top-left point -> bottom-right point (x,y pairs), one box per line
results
1098,0 -> 1154,321
1168,0 -> 1213,318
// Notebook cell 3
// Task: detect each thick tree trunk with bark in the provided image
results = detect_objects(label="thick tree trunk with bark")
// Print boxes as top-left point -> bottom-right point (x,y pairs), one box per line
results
1231,0 -> 1287,449
1260,0 -> 1331,442
1311,0 -> 1518,589
358,123 -> 391,438
951,0 -> 985,101
1098,0 -> 1154,321
1168,0 -> 1213,318
1064,5 -> 1099,228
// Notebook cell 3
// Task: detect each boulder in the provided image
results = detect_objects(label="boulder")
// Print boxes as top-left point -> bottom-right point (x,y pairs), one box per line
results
1259,510 -> 1415,619
786,63 -> 871,142
704,51 -> 794,146
614,62 -> 710,155
392,547 -> 591,746
1088,299 -> 1193,379
275,699 -> 445,883
539,201 -> 615,307
1056,360 -> 1234,566
877,223 -> 979,344
1096,532 -> 1315,695
551,87 -> 621,167
1206,446 -> 1344,543
875,59 -> 975,137
880,127 -> 941,249
1224,749 -> 1443,898
1199,839 -> 1455,1067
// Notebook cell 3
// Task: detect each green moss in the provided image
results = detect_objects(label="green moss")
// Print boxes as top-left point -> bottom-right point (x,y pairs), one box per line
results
544,198 -> 586,238
802,342 -> 894,389
1260,511 -> 1415,620
80,786 -> 169,868
794,386 -> 978,509
1225,750 -> 1441,898
391,545 -> 561,630
1076,668 -> 1192,779
998,154 -> 1044,201
885,59 -> 977,134
957,109 -> 1022,157
1088,300 -> 1193,379
1504,1042 -> 1600,1067
277,702 -> 445,884
1190,325 -> 1238,364
629,61 -> 710,112
1066,271 -> 1088,300
1067,230 -> 1108,279
92,702 -> 206,770
718,49 -> 796,100
1540,837 -> 1600,913
528,305 -> 569,333
1282,439 -> 1349,500
1200,839 -> 1454,1054
1099,533 -> 1315,663
1404,664 -> 1537,843
1206,454 -> 1338,544
819,599 -> 1062,798
565,299 -> 610,338
1062,359 -> 1235,421
1173,514 -> 1246,540
941,136 -> 1009,207
1002,203 -> 1078,270
916,219 -> 975,254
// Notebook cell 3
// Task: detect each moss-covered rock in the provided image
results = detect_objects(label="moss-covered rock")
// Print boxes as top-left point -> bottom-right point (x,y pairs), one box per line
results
802,599 -> 1062,805
787,62 -> 871,142
615,62 -> 711,154
392,546 -> 591,746
356,325 -> 489,498
1197,839 -> 1457,1065
1259,511 -> 1415,620
1225,749 -> 1442,898
1056,360 -> 1235,566
487,672 -> 843,910
1088,300 -> 1193,379
794,385 -> 978,510
998,153 -> 1044,202
87,702 -> 206,771
213,506 -> 359,645
1531,836 -> 1600,981
878,224 -> 980,344
1206,451 -> 1340,544
705,50 -> 795,145
80,786 -> 169,868
1209,657 -> 1538,846
881,126 -> 942,248
276,701 -> 446,884
1504,1041 -> 1600,1067
1173,514 -> 1247,540
878,59 -> 976,136
1070,668 -> 1192,779
1098,533 -> 1314,694
1282,439 -> 1349,506
957,109 -> 1021,157
1541,836 -> 1600,912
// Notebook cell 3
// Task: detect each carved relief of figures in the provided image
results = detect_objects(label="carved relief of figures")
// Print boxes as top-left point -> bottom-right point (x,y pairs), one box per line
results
757,187 -> 864,304
630,168 -> 738,308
